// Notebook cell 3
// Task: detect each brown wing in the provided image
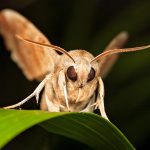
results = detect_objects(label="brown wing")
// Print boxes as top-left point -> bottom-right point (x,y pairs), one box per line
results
99,31 -> 128,78
0,9 -> 58,80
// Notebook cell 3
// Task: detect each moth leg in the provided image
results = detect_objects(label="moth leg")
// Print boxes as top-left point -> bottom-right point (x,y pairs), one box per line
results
4,74 -> 51,109
57,70 -> 70,111
95,77 -> 109,120
63,84 -> 70,111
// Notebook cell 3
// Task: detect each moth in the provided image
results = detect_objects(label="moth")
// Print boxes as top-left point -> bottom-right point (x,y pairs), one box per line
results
0,9 -> 149,120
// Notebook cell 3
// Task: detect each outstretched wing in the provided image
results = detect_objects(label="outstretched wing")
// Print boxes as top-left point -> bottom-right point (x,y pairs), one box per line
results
100,31 -> 128,78
0,9 -> 58,80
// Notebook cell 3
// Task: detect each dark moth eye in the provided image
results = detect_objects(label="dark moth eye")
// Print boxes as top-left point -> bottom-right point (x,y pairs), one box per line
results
67,66 -> 77,82
87,67 -> 95,82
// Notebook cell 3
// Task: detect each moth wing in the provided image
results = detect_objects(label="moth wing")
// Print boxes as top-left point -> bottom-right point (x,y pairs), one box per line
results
100,31 -> 128,78
0,9 -> 58,80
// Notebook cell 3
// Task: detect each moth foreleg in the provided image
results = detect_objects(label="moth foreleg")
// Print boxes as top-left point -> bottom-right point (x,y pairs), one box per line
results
4,74 -> 51,109
63,84 -> 70,111
96,77 -> 109,120
58,70 -> 70,111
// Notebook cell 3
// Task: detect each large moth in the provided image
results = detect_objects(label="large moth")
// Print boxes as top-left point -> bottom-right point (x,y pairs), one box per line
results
0,9 -> 149,120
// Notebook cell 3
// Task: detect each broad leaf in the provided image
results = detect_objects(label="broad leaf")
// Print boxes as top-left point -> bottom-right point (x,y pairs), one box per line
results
0,109 -> 135,149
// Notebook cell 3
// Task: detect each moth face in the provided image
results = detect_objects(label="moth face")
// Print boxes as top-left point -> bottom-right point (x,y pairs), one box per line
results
61,50 -> 100,88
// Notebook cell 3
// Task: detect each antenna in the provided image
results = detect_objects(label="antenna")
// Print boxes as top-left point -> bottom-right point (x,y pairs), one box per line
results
91,45 -> 150,63
16,35 -> 75,63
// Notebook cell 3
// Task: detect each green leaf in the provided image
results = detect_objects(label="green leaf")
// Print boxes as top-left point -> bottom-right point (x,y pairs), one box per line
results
0,109 -> 135,150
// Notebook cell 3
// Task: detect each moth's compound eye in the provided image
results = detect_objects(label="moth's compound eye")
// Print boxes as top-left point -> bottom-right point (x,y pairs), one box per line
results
67,66 -> 77,82
87,67 -> 95,82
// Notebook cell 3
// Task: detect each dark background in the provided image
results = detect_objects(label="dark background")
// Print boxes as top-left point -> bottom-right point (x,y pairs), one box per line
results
0,0 -> 150,149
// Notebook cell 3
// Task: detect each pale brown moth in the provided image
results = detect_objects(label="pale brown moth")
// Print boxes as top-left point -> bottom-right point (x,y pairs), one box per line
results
0,9 -> 150,120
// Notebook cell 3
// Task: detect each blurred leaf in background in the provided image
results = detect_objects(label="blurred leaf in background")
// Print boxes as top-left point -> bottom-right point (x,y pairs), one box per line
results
0,0 -> 150,149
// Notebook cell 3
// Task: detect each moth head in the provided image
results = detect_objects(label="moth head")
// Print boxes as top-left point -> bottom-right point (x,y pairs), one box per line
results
67,64 -> 96,80
66,65 -> 96,87
62,50 -> 100,88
